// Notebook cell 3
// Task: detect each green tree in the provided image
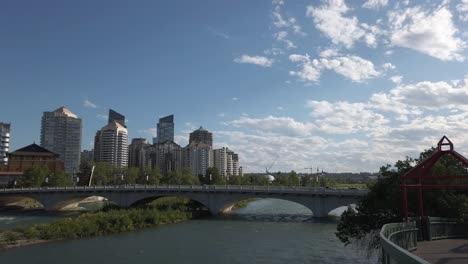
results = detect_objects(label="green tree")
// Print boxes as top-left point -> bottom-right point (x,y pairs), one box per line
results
17,165 -> 50,187
92,162 -> 115,185
48,170 -> 73,187
140,167 -> 160,185
206,167 -> 225,185
336,147 -> 468,249
180,168 -> 199,185
125,167 -> 140,184
274,172 -> 288,186
288,170 -> 300,186
228,175 -> 248,185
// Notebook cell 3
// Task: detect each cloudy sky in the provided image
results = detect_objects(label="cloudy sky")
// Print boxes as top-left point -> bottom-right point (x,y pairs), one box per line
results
2,0 -> 468,173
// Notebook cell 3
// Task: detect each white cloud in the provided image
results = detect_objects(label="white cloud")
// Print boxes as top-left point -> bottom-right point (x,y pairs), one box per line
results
84,99 -> 97,108
362,0 -> 388,9
219,74 -> 468,172
319,49 -> 339,58
218,112 -> 226,117
389,75 -> 402,84
388,5 -> 465,61
274,31 -> 296,49
306,0 -> 381,49
457,0 -> 468,21
96,114 -> 108,120
272,3 -> 306,36
318,55 -> 380,82
306,100 -> 389,134
388,80 -> 468,110
289,54 -> 321,82
264,48 -> 284,56
382,62 -> 396,70
139,128 -> 157,137
276,106 -> 284,110
228,116 -> 316,137
234,55 -> 274,67
289,53 -> 380,83
232,97 -> 239,101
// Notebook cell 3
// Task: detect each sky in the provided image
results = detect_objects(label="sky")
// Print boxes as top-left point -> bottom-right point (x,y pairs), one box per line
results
2,0 -> 468,173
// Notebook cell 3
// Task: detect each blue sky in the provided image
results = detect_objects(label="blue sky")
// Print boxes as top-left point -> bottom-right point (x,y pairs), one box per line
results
2,0 -> 468,173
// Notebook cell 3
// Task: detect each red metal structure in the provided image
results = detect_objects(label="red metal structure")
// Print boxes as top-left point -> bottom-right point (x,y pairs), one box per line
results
402,136 -> 468,240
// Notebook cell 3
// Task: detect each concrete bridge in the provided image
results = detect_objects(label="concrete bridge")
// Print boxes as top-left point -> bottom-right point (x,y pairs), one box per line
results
0,185 -> 368,217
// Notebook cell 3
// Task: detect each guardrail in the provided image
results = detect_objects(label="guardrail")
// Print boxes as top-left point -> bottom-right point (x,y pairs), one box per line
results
379,222 -> 429,264
425,217 -> 468,241
0,185 -> 369,196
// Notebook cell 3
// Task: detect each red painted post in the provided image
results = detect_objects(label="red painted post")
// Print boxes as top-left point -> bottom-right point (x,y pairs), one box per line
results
402,181 -> 408,222
418,185 -> 426,240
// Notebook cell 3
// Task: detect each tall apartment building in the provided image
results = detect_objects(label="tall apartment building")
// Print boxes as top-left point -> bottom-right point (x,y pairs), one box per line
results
142,141 -> 182,176
40,107 -> 82,174
189,126 -> 213,147
182,142 -> 213,177
108,109 -> 126,127
129,138 -> 149,168
154,115 -> 174,144
94,121 -> 128,167
0,123 -> 10,165
213,147 -> 241,177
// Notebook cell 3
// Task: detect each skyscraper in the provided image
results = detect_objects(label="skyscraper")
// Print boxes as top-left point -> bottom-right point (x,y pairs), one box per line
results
108,109 -> 126,127
129,138 -> 148,168
189,126 -> 213,147
40,107 -> 82,174
94,121 -> 128,167
0,122 -> 10,165
142,141 -> 182,176
155,115 -> 174,143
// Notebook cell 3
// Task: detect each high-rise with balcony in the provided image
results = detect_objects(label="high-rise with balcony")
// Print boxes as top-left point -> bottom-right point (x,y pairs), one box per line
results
0,123 -> 11,165
94,121 -> 128,167
40,107 -> 82,174
154,115 -> 174,143
214,147 -> 241,177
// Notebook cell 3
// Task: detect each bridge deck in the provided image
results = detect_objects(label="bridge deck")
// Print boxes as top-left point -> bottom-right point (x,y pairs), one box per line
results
414,239 -> 468,264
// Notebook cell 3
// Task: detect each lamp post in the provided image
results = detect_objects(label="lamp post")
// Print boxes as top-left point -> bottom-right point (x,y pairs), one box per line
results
146,175 -> 149,184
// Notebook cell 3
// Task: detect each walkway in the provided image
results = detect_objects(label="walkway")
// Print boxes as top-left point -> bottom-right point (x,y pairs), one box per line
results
414,239 -> 468,264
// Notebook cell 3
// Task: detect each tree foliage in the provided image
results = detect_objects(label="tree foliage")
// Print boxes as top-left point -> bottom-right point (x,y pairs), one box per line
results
336,147 -> 468,248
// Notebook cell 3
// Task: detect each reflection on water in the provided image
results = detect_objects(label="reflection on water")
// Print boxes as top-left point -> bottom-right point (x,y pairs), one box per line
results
0,198 -> 375,264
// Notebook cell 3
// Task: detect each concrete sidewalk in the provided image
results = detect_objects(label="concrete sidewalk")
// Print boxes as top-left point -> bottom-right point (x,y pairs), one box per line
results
414,239 -> 468,264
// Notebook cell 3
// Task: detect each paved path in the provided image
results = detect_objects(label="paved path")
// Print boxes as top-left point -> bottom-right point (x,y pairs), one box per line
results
414,239 -> 468,264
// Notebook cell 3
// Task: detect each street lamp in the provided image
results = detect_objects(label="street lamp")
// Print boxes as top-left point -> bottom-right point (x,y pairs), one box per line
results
146,175 -> 149,183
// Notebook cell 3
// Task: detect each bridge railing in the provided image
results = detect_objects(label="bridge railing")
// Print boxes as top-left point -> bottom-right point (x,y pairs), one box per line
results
425,217 -> 468,241
379,221 -> 429,264
0,185 -> 368,196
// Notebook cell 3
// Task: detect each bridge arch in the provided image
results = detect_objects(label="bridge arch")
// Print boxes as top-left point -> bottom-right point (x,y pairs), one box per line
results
0,195 -> 45,209
207,193 -> 359,217
128,195 -> 210,212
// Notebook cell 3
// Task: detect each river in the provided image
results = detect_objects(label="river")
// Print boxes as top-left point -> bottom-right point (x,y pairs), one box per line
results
0,199 -> 374,264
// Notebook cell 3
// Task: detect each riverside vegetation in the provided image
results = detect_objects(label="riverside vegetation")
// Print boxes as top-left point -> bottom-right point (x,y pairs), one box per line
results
0,197 -> 206,248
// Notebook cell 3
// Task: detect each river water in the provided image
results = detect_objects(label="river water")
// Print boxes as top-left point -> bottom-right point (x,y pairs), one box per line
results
0,199 -> 374,264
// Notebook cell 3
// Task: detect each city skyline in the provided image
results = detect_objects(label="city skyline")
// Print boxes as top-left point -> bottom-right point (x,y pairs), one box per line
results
2,0 -> 468,173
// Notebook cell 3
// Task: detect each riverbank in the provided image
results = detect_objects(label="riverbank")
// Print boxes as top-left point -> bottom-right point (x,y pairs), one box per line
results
0,198 -> 205,249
